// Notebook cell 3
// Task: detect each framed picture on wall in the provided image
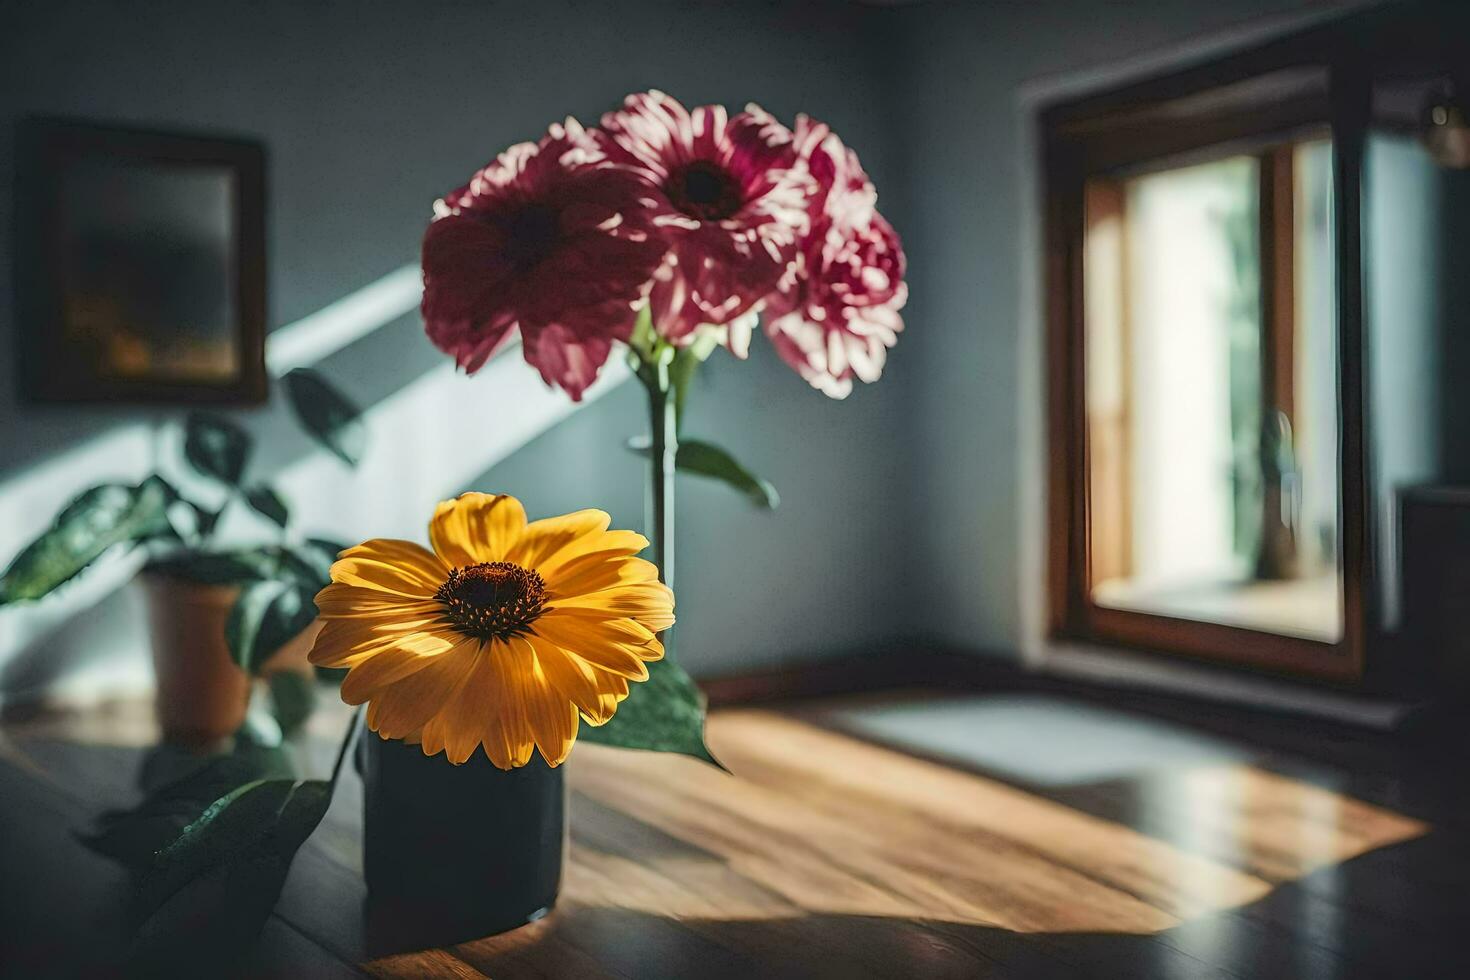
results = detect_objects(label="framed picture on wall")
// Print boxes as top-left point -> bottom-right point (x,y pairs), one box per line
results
14,118 -> 267,404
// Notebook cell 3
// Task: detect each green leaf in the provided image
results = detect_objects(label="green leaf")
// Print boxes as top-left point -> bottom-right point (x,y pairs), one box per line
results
128,777 -> 333,972
187,502 -> 224,540
674,439 -> 779,509
271,779 -> 334,855
0,477 -> 173,604
81,743 -> 295,871
268,672 -> 316,738
244,485 -> 289,528
109,711 -> 357,975
627,437 -> 778,510
226,580 -> 317,674
141,780 -> 292,905
280,538 -> 346,588
184,412 -> 253,487
580,656 -> 722,767
128,849 -> 292,976
284,368 -> 366,467
146,548 -> 278,586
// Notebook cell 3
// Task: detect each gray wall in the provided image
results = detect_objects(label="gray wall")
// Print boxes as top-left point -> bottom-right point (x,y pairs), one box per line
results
1366,132 -> 1470,629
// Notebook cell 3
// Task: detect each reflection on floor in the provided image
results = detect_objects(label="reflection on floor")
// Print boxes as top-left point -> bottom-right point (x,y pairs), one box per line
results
1094,573 -> 1341,641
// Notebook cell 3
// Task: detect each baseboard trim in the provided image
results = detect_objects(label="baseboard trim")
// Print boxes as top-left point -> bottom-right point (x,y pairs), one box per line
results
1039,643 -> 1416,730
700,648 -> 958,707
700,642 -> 1419,734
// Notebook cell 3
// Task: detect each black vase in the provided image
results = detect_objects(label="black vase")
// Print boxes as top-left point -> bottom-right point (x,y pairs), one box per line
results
358,732 -> 566,953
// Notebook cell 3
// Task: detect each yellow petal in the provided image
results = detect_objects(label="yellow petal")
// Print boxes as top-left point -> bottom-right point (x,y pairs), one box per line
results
488,637 -> 540,769
430,493 -> 527,567
307,619 -> 377,667
339,631 -> 461,703
420,647 -> 504,764
525,633 -> 628,725
506,509 -> 613,571
519,653 -> 579,767
315,584 -> 442,621
546,582 -> 675,632
366,637 -> 479,739
543,530 -> 651,578
332,539 -> 447,597
547,553 -> 660,599
537,610 -> 658,645
308,618 -> 454,668
531,614 -> 657,680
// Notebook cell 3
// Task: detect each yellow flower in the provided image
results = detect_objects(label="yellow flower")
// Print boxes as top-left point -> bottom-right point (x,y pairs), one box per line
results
308,493 -> 672,769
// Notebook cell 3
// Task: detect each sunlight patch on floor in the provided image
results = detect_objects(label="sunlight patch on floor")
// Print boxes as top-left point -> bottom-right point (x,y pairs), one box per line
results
568,708 -> 1428,936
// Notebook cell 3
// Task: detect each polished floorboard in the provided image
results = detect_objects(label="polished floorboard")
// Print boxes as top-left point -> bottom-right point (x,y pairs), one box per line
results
0,677 -> 1465,979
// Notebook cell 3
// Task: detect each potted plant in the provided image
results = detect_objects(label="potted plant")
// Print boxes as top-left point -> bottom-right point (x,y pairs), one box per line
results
0,368 -> 365,744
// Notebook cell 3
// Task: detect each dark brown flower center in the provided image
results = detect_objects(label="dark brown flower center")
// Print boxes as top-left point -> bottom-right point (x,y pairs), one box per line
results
435,561 -> 547,641
500,203 -> 562,268
667,160 -> 743,221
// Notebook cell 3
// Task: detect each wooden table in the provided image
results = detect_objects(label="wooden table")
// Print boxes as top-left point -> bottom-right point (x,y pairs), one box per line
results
0,686 -> 1460,978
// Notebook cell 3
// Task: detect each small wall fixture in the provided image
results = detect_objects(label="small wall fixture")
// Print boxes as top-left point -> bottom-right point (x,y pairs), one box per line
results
1421,80 -> 1470,169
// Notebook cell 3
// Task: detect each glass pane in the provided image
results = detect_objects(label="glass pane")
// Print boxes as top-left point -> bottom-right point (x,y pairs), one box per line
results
1083,143 -> 1342,642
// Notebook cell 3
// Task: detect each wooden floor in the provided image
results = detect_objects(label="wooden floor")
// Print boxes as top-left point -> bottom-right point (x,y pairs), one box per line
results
0,679 -> 1465,979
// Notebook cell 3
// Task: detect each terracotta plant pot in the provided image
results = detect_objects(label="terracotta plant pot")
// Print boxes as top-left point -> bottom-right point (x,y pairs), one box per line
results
137,571 -> 320,746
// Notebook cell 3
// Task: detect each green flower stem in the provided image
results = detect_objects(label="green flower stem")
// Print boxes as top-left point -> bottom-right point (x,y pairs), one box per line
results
330,705 -> 363,786
640,347 -> 678,591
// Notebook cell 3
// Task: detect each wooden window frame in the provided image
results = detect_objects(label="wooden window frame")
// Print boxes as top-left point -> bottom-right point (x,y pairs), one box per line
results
1042,31 -> 1374,684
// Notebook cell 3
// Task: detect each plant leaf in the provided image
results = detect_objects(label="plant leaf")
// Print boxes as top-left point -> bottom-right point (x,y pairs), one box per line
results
188,502 -> 224,540
280,538 -> 346,588
244,485 -> 290,528
138,779 -> 295,910
146,548 -> 279,586
0,477 -> 173,604
128,777 -> 333,972
674,439 -> 779,509
579,656 -> 722,767
81,743 -> 295,871
625,437 -> 778,510
268,672 -> 316,738
685,442 -> 778,509
226,580 -> 317,674
128,849 -> 291,976
184,412 -> 252,487
284,369 -> 366,467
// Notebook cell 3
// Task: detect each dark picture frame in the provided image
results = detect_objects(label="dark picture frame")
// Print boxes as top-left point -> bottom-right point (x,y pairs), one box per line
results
14,118 -> 266,405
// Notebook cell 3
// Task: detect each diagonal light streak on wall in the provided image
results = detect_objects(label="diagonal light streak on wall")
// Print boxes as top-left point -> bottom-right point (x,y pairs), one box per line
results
0,263 -> 631,702
275,351 -> 631,542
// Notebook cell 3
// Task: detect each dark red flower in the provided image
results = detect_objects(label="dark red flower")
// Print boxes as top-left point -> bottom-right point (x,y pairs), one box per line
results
765,116 -> 906,398
597,91 -> 814,347
421,119 -> 669,400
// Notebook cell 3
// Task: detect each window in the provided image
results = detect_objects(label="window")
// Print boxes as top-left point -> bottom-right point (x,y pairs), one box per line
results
1083,139 -> 1340,643
1043,54 -> 1372,682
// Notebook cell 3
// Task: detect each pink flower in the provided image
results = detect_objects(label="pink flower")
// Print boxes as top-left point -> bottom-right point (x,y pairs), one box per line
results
765,117 -> 906,398
421,119 -> 669,400
597,91 -> 814,348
